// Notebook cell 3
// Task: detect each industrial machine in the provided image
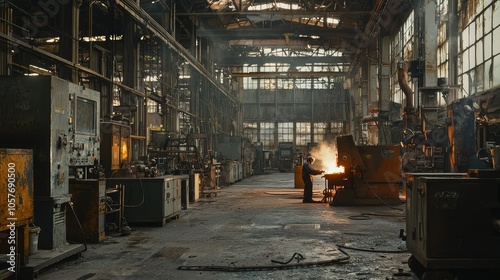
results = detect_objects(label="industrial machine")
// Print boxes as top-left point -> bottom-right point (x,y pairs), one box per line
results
446,98 -> 476,172
399,90 -> 477,174
107,176 -> 181,226
147,132 -> 207,175
0,76 -> 89,279
252,144 -> 264,175
405,170 -> 500,279
0,76 -> 75,250
68,83 -> 101,179
325,135 -> 402,206
278,142 -> 294,172
100,121 -> 131,177
220,161 -> 238,186
216,135 -> 244,185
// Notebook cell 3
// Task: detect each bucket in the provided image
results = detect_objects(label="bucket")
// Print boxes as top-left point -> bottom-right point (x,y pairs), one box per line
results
29,226 -> 41,255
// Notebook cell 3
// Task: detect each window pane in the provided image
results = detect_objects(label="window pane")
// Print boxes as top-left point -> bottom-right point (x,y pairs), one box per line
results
260,122 -> 275,150
278,122 -> 294,142
484,59 -> 492,90
485,33 -> 492,59
295,122 -> 311,148
313,123 -> 327,142
493,27 -> 500,56
476,39 -> 484,65
485,6 -> 492,34
243,122 -> 258,143
493,55 -> 500,87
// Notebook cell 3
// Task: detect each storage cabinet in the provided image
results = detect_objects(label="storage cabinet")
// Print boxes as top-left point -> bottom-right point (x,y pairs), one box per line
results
67,179 -> 106,243
406,176 -> 500,270
104,185 -> 124,232
172,175 -> 188,210
106,176 -> 180,226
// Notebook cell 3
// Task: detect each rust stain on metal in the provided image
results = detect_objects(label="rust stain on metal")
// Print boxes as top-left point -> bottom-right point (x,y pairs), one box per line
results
0,148 -> 34,232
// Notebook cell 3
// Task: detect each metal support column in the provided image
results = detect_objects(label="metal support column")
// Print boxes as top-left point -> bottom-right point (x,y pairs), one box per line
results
0,7 -> 12,75
379,36 -> 392,145
55,0 -> 79,82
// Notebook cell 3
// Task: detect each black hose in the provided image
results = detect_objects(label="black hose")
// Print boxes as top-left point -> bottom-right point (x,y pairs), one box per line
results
66,201 -> 88,252
348,212 -> 406,220
178,249 -> 350,272
124,177 -> 145,208
271,252 -> 305,264
337,244 -> 407,254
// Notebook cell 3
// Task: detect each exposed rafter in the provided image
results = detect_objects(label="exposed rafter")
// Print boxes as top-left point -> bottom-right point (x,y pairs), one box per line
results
218,55 -> 350,66
196,27 -> 356,39
176,10 -> 372,16
230,71 -> 348,78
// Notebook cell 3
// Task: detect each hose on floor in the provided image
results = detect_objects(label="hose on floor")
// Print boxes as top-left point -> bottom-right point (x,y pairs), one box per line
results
337,244 -> 407,253
348,212 -> 406,220
271,252 -> 304,264
177,249 -> 350,271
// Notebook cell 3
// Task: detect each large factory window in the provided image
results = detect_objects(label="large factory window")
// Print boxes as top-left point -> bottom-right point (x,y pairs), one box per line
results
243,65 -> 258,89
331,122 -> 344,134
260,122 -> 275,150
260,64 -> 278,90
261,78 -> 277,90
243,122 -> 258,143
113,85 -> 121,107
458,0 -> 498,96
313,123 -> 327,142
390,11 -> 414,105
147,99 -> 160,113
295,122 -> 311,148
294,78 -> 312,89
277,123 -> 294,143
437,0 -> 448,84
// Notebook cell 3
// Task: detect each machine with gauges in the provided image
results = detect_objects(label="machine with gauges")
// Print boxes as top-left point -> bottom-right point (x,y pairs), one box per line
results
68,83 -> 101,179
0,76 -> 88,279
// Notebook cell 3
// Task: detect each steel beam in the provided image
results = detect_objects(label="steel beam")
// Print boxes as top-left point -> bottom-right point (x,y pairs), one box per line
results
177,10 -> 372,17
218,55 -> 350,66
196,27 -> 357,39
230,71 -> 348,78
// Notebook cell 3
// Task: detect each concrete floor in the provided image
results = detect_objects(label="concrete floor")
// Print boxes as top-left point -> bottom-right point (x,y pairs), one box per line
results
38,172 -> 412,280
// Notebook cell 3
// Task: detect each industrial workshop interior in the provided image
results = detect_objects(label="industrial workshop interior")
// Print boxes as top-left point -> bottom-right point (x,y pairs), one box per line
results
2,0 -> 500,279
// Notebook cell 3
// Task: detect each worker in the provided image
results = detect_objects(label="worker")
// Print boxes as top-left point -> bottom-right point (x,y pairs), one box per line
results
302,156 -> 324,203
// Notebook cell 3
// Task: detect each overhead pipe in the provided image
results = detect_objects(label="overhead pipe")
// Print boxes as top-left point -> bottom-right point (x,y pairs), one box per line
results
398,61 -> 415,130
348,0 -> 386,75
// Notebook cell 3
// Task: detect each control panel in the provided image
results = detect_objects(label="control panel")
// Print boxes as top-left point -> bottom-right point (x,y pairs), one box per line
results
68,83 -> 101,179
69,135 -> 99,166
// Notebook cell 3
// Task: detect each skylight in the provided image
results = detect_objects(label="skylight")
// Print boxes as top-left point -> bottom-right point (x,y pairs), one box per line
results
247,2 -> 302,11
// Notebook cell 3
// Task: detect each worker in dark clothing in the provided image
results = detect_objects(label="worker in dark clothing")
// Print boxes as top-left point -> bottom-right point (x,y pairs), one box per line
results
302,156 -> 324,203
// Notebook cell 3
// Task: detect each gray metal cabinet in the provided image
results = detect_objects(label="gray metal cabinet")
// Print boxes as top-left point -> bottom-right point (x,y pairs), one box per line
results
106,176 -> 180,226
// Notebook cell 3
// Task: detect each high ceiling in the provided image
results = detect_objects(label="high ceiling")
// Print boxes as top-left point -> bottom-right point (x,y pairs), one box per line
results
173,0 -> 413,77
5,0 -> 412,80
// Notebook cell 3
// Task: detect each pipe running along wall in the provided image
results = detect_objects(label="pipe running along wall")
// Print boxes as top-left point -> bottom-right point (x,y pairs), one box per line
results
398,61 -> 415,130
